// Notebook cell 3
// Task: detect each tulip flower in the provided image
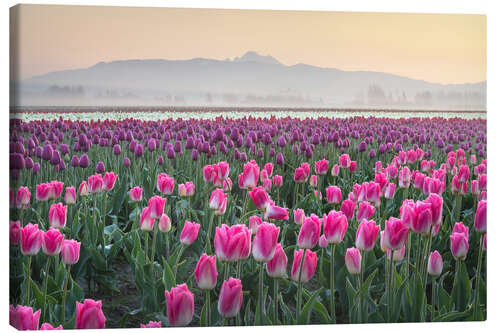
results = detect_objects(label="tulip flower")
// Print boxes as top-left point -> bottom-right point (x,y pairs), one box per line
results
252,222 -> 280,262
157,173 -> 175,195
272,175 -> 283,187
249,215 -> 263,234
140,207 -> 155,232
165,284 -> 194,326
214,224 -> 251,262
64,186 -> 76,205
79,181 -> 89,197
102,172 -> 118,191
326,186 -> 342,204
383,217 -> 409,251
129,186 -> 143,202
88,174 -> 104,193
223,178 -> 233,192
339,154 -> 351,168
412,201 -> 433,235
209,188 -> 227,211
291,249 -> 317,283
10,220 -> 21,245
427,250 -> 443,276
345,247 -> 362,275
238,160 -> 260,189
36,183 -> 51,201
195,254 -> 218,290
20,223 -> 42,256
249,186 -> 271,210
159,214 -> 171,233
424,193 -> 443,225
148,195 -> 166,219
48,202 -> 67,229
9,305 -> 41,330
16,186 -> 31,209
266,243 -> 288,278
140,321 -> 162,328
61,239 -> 81,265
323,210 -> 348,244
355,219 -> 380,251
450,232 -> 469,260
294,208 -> 305,225
264,204 -> 289,220
315,159 -> 329,175
474,200 -> 486,233
388,245 -> 405,262
341,199 -> 356,220
356,201 -> 375,222
40,322 -> 63,330
42,227 -> 65,256
452,222 -> 469,239
218,277 -> 243,319
294,167 -> 307,183
178,220 -> 200,245
298,214 -> 321,249
399,167 -> 411,188
75,299 -> 106,329
309,175 -> 318,187
319,234 -> 328,248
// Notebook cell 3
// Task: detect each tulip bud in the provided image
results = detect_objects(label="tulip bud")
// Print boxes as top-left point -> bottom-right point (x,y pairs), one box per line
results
75,299 -> 106,329
355,219 -> 380,251
148,195 -> 166,219
79,181 -> 89,197
20,223 -> 43,256
291,249 -> 317,282
474,200 -> 486,233
427,250 -> 443,276
266,243 -> 287,278
48,203 -> 67,229
9,305 -> 41,330
64,186 -> 77,205
165,284 -> 194,326
10,221 -> 21,245
293,208 -> 305,225
218,277 -> 243,318
323,210 -> 348,244
42,227 -> 65,256
345,247 -> 362,275
61,239 -> 81,265
129,186 -> 143,202
252,222 -> 280,262
140,321 -> 161,328
450,232 -> 469,260
249,215 -> 262,235
195,254 -> 218,290
159,214 -> 171,233
298,214 -> 321,249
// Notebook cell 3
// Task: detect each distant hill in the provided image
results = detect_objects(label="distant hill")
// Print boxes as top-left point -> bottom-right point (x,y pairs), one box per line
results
12,51 -> 486,109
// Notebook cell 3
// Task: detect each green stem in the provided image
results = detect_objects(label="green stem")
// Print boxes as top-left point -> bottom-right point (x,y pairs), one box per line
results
173,245 -> 185,283
165,233 -> 170,259
329,244 -> 337,323
206,290 -> 211,326
25,256 -> 32,306
406,232 -> 412,278
431,278 -> 437,321
42,257 -> 51,322
358,274 -> 363,323
144,232 -> 149,263
473,235 -> 485,320
259,262 -> 264,325
274,278 -> 279,325
387,249 -> 394,322
62,265 -> 71,324
151,223 -> 158,263
296,250 -> 306,319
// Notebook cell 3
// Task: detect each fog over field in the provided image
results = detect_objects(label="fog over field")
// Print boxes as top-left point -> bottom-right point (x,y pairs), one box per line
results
11,51 -> 486,110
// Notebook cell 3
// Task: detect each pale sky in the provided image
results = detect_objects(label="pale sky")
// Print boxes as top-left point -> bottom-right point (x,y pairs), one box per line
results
10,4 -> 486,84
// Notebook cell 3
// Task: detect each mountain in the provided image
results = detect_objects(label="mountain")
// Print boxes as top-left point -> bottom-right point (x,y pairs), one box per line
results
12,51 -> 486,109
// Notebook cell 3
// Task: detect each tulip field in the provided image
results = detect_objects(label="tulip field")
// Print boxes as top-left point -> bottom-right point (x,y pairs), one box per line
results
9,110 -> 486,329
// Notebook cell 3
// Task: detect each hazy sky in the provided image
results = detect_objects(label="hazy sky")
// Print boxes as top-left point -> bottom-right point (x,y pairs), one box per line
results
10,4 -> 486,84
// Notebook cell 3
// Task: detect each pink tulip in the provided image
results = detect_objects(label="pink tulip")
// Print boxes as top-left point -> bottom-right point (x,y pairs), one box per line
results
339,154 -> 351,168
387,163 -> 398,179
209,188 -> 227,211
399,199 -> 416,228
195,254 -> 218,290
16,186 -> 31,209
272,175 -> 283,187
88,174 -> 104,193
140,321 -> 162,328
252,222 -> 280,262
202,165 -> 214,182
218,277 -> 243,318
432,222 -> 441,237
264,204 -> 289,220
42,227 -> 65,256
40,322 -> 63,330
36,183 -> 51,201
355,219 -> 380,251
214,224 -> 251,262
341,199 -> 356,220
331,164 -> 340,176
388,245 -> 405,262
157,173 -> 175,195
315,159 -> 329,175
215,161 -> 230,181
383,217 -> 409,251
323,210 -> 348,244
10,220 -> 21,245
260,169 -> 269,183
319,234 -> 328,248
165,284 -> 194,326
249,186 -> 271,210
450,232 -> 469,260
264,162 -> 274,177
238,160 -> 260,189
61,239 -> 81,265
20,223 -> 42,256
223,178 -> 233,192
64,186 -> 76,205
103,172 -> 118,191
412,201 -> 433,235
129,186 -> 143,202
79,181 -> 89,197
345,247 -> 362,275
413,172 -> 426,190
180,221 -> 200,246
158,214 -> 171,233
140,207 -> 155,231
298,214 -> 321,249
75,299 -> 106,329
357,201 -> 375,221
9,305 -> 41,330
266,243 -> 288,278
398,150 -> 407,165
424,193 -> 443,225
478,173 -> 487,190
483,234 -> 487,251
349,161 -> 357,173
427,250 -> 443,276
471,180 -> 479,195
249,215 -> 263,234
399,167 -> 411,188
291,249 -> 317,282
326,186 -> 342,204
294,208 -> 305,225
48,202 -> 67,229
309,175 -> 318,188
452,222 -> 469,239
364,182 -> 381,205
263,178 -> 273,192
294,167 -> 307,183
374,172 -> 389,191
49,181 -> 64,199
457,165 -> 470,183
474,200 -> 486,233
148,195 -> 166,219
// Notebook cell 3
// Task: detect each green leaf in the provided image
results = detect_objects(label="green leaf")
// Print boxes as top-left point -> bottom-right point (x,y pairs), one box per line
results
298,288 -> 323,324
162,258 -> 175,290
451,261 -> 471,312
432,308 -> 473,322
